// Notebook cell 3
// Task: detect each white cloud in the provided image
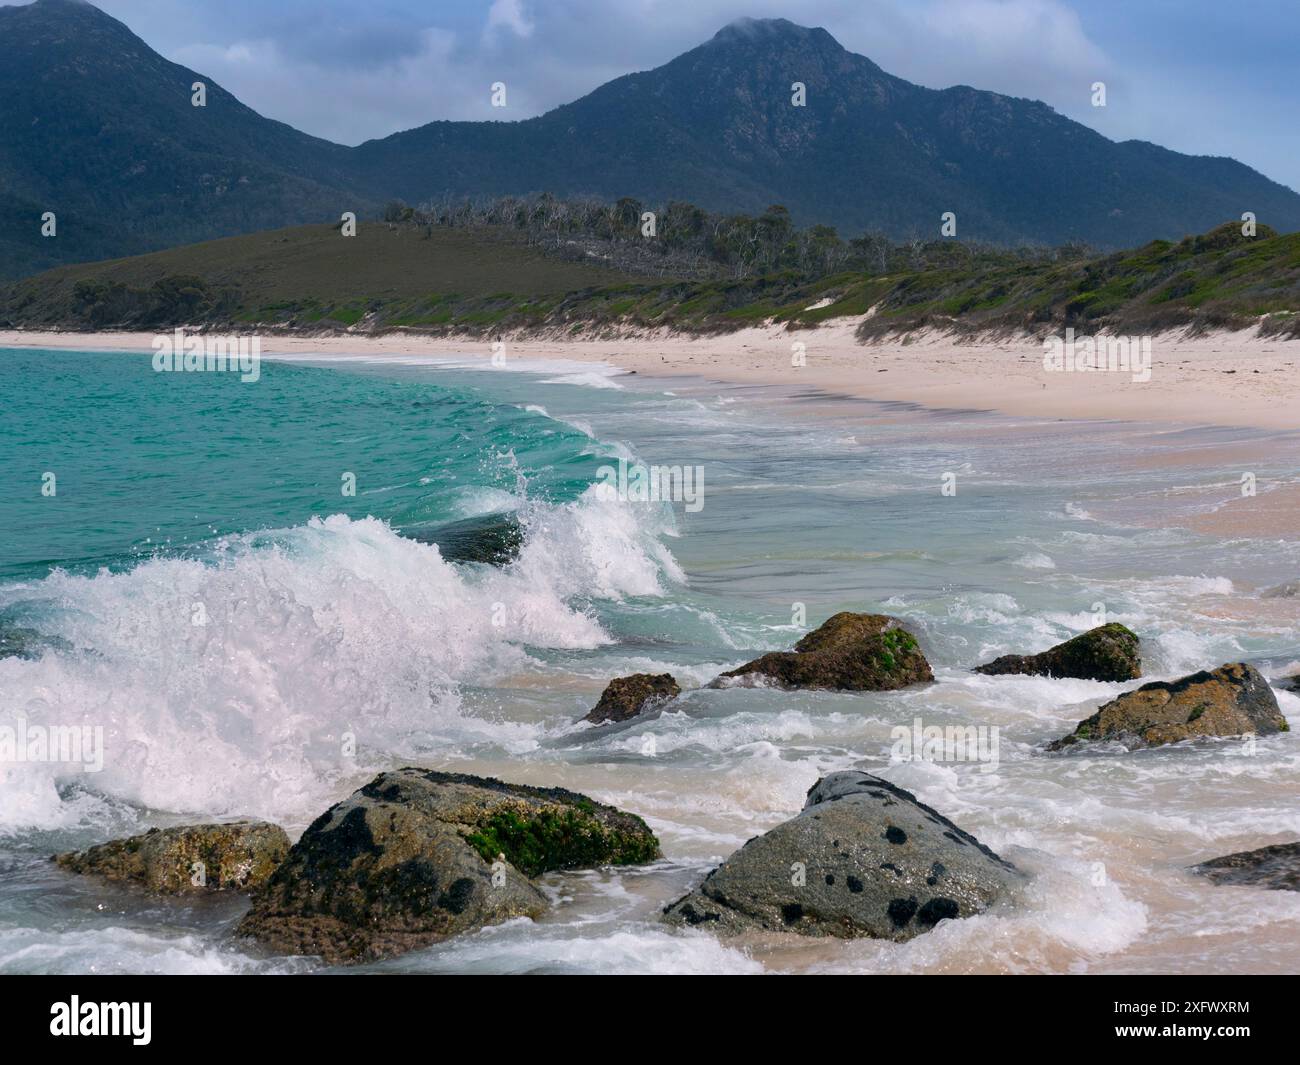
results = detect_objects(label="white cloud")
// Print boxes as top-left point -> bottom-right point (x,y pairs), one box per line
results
810,0 -> 1113,106
485,0 -> 534,41
174,29 -> 477,144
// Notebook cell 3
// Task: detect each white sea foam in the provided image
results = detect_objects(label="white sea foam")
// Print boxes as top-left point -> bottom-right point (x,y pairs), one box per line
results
0,488 -> 681,833
262,351 -> 628,390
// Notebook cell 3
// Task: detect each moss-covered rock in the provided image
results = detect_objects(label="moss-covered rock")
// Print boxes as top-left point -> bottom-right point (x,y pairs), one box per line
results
1192,841 -> 1300,891
663,771 -> 1022,939
583,672 -> 681,725
974,622 -> 1140,682
714,612 -> 932,692
237,768 -> 661,963
53,821 -> 289,895
1048,662 -> 1288,751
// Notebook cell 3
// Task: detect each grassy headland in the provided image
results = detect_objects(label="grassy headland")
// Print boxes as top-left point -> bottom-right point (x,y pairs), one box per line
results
2,197 -> 1297,341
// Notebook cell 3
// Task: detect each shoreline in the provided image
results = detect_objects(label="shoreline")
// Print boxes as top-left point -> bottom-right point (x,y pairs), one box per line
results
3,322 -> 1298,433
5,323 -> 1300,975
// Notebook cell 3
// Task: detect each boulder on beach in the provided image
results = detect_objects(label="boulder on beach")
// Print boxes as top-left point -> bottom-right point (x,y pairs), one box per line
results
663,770 -> 1022,940
583,673 -> 681,725
54,821 -> 289,895
238,768 -> 661,963
1192,841 -> 1300,891
974,622 -> 1140,682
1048,662 -> 1289,751
714,612 -> 933,691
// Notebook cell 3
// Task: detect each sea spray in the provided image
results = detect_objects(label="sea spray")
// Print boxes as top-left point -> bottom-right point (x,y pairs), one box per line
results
0,492 -> 682,832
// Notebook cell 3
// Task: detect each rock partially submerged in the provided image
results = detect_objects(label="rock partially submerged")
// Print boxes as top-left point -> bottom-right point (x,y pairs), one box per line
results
1192,842 -> 1300,891
715,613 -> 933,691
408,512 -> 523,565
0,624 -> 44,660
974,623 -> 1140,682
583,673 -> 681,725
663,771 -> 1021,940
0,623 -> 71,660
238,768 -> 661,963
1048,662 -> 1288,751
54,821 -> 289,894
1261,580 -> 1300,599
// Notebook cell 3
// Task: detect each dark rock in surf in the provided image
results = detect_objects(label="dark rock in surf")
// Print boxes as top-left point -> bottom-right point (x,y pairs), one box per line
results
1261,580 -> 1300,599
54,821 -> 289,895
663,771 -> 1021,940
714,612 -> 932,692
237,768 -> 660,963
1191,841 -> 1300,891
410,512 -> 523,565
974,622 -> 1140,682
0,625 -> 43,660
1048,662 -> 1288,751
583,673 -> 681,725
0,624 -> 71,660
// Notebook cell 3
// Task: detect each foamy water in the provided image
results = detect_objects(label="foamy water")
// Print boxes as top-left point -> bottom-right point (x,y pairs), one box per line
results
1,346 -> 1297,974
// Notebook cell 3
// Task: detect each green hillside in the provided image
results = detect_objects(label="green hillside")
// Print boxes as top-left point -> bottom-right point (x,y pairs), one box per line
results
3,214 -> 1296,341
0,223 -> 632,331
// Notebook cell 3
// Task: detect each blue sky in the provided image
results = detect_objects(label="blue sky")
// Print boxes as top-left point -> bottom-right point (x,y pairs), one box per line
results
49,0 -> 1300,192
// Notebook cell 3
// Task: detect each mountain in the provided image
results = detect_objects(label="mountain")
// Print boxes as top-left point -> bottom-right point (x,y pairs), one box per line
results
0,0 -> 376,276
3,1 -> 1299,279
358,18 -> 1300,249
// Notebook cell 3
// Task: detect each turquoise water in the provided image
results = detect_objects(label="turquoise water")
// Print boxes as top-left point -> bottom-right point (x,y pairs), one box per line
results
0,347 -> 600,580
1,345 -> 1298,974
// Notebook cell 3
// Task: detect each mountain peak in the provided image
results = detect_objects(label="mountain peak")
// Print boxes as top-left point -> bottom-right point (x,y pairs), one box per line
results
709,16 -> 840,50
25,0 -> 102,14
6,0 -> 134,36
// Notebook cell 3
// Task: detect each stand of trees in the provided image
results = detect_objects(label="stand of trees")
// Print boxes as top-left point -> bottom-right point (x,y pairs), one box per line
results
382,194 -> 1092,283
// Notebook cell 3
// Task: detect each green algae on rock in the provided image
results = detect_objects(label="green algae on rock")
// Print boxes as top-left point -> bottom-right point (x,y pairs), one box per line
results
54,821 -> 289,895
583,672 -> 681,725
714,612 -> 933,692
238,768 -> 661,963
1049,662 -> 1288,751
974,622 -> 1140,682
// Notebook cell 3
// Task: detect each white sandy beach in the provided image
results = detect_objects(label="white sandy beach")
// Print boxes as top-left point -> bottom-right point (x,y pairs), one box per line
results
4,321 -> 1297,432
5,320 -> 1300,976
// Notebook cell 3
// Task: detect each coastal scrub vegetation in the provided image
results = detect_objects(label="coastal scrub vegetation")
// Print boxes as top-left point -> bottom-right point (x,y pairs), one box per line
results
2,195 -> 1296,340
